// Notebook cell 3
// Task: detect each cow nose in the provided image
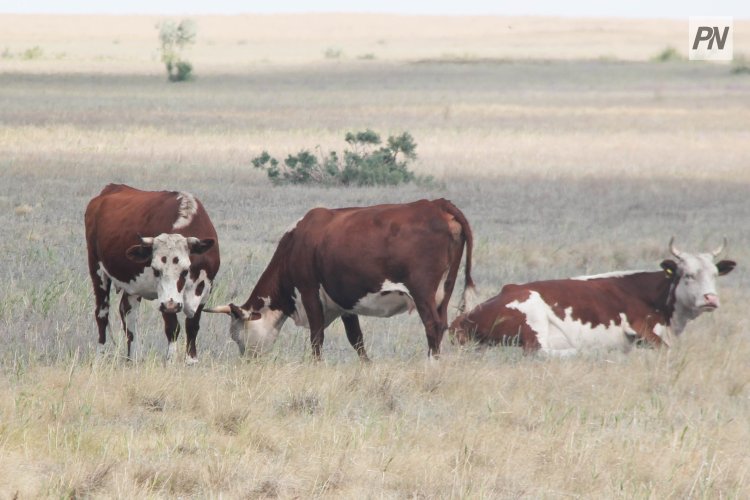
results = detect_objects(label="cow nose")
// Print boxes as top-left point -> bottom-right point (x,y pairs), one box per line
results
704,294 -> 720,308
160,300 -> 183,314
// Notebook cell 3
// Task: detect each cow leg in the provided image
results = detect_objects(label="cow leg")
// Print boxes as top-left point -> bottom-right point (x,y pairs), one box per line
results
300,289 -> 326,361
162,312 -> 181,363
184,306 -> 202,364
88,260 -> 111,354
412,294 -> 444,359
437,262 -> 461,334
342,314 -> 370,362
118,293 -> 141,361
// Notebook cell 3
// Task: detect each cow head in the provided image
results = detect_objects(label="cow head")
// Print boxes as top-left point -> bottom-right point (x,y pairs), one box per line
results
204,301 -> 284,356
660,237 -> 736,324
125,234 -> 215,316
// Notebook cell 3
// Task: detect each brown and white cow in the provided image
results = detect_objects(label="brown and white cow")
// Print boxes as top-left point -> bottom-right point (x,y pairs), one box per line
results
85,184 -> 220,363
206,199 -> 475,360
450,238 -> 735,356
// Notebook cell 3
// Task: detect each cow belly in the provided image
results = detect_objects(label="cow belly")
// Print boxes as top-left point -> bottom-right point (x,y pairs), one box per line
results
508,291 -> 632,354
291,282 -> 414,329
99,262 -> 158,300
350,280 -> 414,318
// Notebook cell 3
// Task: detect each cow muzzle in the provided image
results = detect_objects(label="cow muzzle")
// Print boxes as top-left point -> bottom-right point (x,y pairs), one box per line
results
701,293 -> 720,311
160,300 -> 183,314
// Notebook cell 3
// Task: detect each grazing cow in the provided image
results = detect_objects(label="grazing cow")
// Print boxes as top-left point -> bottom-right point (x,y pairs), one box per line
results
206,199 -> 475,360
85,184 -> 220,363
450,238 -> 736,356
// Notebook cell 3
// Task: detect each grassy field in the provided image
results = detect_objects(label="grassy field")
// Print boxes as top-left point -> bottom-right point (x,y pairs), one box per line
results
1,14 -> 750,498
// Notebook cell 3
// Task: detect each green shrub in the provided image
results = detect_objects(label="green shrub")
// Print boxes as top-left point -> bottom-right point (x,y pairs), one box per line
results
157,19 -> 196,82
252,130 -> 427,187
323,47 -> 343,59
652,46 -> 683,62
21,46 -> 43,60
731,54 -> 750,74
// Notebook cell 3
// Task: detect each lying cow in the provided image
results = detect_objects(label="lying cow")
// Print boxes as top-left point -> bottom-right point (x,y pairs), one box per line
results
206,199 -> 476,360
450,238 -> 735,355
85,184 -> 220,363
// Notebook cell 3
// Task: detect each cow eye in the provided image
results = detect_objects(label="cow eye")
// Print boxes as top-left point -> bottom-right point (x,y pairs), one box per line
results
153,269 -> 161,277
180,270 -> 188,279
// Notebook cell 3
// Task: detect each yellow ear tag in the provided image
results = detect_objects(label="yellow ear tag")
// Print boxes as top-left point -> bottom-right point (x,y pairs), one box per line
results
665,268 -> 673,276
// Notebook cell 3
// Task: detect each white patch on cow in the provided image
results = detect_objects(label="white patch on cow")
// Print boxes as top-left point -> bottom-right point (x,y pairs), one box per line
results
288,281 -> 415,331
435,270 -> 449,305
651,323 -> 674,347
183,269 -> 211,318
97,306 -> 109,319
351,280 -> 415,318
572,270 -> 646,281
95,262 -> 110,291
185,355 -> 199,365
123,294 -> 140,334
103,263 -> 159,300
172,192 -> 197,230
508,291 -> 634,355
166,341 -> 177,362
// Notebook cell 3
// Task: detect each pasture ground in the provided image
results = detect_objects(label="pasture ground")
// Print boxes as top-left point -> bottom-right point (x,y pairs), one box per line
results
1,14 -> 749,498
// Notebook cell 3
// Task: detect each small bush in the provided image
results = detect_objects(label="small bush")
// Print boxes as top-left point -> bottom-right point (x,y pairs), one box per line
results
652,46 -> 683,62
252,130 -> 428,187
731,54 -> 750,74
324,47 -> 343,59
21,46 -> 44,60
157,19 -> 196,82
1,47 -> 12,59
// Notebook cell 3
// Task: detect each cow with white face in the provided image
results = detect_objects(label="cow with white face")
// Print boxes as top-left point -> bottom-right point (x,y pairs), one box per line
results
450,238 -> 736,355
85,184 -> 220,363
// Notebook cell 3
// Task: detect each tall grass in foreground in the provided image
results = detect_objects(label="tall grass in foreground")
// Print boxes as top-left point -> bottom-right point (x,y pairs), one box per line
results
0,330 -> 748,497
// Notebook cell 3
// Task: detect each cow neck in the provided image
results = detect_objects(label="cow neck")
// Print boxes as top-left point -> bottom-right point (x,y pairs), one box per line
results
617,271 -> 677,325
241,232 -> 295,316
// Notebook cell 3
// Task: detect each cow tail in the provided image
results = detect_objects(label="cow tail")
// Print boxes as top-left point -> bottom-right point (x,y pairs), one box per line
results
438,199 -> 477,314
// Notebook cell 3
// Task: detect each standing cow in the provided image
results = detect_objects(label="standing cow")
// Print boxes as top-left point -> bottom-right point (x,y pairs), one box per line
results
450,238 -> 735,355
206,199 -> 475,360
85,184 -> 220,363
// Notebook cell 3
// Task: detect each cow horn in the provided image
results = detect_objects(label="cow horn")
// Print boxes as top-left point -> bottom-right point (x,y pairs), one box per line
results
204,305 -> 231,314
711,236 -> 727,258
140,236 -> 154,247
669,237 -> 683,259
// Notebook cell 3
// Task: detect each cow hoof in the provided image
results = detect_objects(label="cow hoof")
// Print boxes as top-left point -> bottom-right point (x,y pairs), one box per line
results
96,344 -> 106,357
185,356 -> 199,365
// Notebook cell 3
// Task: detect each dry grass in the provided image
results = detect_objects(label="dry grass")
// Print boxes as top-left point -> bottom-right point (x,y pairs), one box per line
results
1,14 -> 749,498
1,337 -> 749,498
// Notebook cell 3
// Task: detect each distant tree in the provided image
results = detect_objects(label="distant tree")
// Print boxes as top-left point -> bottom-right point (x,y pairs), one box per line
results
157,19 -> 196,82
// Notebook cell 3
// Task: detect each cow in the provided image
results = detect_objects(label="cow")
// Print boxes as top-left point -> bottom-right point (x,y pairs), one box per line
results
85,184 -> 220,363
205,199 -> 476,360
450,238 -> 736,356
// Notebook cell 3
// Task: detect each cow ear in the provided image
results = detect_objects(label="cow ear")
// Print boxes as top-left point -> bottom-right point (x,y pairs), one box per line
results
250,311 -> 262,320
716,260 -> 736,276
188,237 -> 215,255
125,244 -> 153,263
660,259 -> 678,278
